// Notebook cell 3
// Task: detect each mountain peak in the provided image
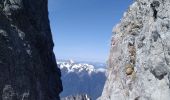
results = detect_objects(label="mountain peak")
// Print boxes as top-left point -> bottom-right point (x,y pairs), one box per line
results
69,59 -> 75,64
59,61 -> 106,100
57,61 -> 105,74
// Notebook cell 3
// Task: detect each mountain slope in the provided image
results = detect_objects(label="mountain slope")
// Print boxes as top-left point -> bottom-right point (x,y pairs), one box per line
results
58,60 -> 106,100
99,0 -> 170,100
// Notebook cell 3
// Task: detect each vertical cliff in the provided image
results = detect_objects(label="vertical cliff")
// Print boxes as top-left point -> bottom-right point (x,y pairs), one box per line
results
0,0 -> 62,100
99,0 -> 170,100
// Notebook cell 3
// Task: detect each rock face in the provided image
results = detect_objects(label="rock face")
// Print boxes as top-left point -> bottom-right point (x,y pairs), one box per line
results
99,0 -> 170,100
61,94 -> 91,100
0,0 -> 62,100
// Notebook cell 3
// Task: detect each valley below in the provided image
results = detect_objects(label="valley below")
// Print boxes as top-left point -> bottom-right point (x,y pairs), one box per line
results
58,60 -> 106,100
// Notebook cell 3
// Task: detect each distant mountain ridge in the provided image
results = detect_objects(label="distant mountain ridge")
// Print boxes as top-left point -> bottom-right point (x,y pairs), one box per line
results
58,60 -> 106,74
58,60 -> 106,100
57,59 -> 106,68
61,94 -> 91,100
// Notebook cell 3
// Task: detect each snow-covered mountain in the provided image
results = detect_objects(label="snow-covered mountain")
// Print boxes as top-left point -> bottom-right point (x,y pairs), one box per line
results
58,60 -> 106,100
61,94 -> 91,100
58,60 -> 105,74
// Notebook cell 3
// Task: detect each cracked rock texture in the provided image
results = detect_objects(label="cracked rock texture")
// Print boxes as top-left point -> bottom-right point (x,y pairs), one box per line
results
0,0 -> 62,100
99,0 -> 170,100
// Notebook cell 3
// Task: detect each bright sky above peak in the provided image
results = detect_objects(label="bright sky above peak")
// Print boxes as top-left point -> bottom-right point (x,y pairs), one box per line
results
48,0 -> 133,63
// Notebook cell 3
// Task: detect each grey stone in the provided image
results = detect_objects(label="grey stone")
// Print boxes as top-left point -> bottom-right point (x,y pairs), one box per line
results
151,1 -> 160,8
150,63 -> 167,80
168,73 -> 170,88
151,1 -> 160,20
99,0 -> 170,100
151,30 -> 160,42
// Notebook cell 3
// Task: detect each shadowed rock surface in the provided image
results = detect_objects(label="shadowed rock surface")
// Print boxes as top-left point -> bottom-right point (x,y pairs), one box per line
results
0,0 -> 62,100
99,0 -> 170,100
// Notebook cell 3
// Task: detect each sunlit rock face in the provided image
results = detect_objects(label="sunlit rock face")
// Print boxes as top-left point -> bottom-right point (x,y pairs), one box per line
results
0,0 -> 62,100
99,0 -> 170,100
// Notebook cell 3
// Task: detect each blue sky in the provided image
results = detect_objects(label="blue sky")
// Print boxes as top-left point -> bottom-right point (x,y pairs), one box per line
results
48,0 -> 133,63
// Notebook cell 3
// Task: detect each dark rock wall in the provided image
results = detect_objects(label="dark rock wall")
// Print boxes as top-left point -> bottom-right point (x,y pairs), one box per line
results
0,0 -> 62,100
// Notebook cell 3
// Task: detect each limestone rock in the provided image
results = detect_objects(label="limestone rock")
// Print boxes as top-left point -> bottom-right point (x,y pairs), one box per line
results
99,0 -> 170,100
0,0 -> 62,100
